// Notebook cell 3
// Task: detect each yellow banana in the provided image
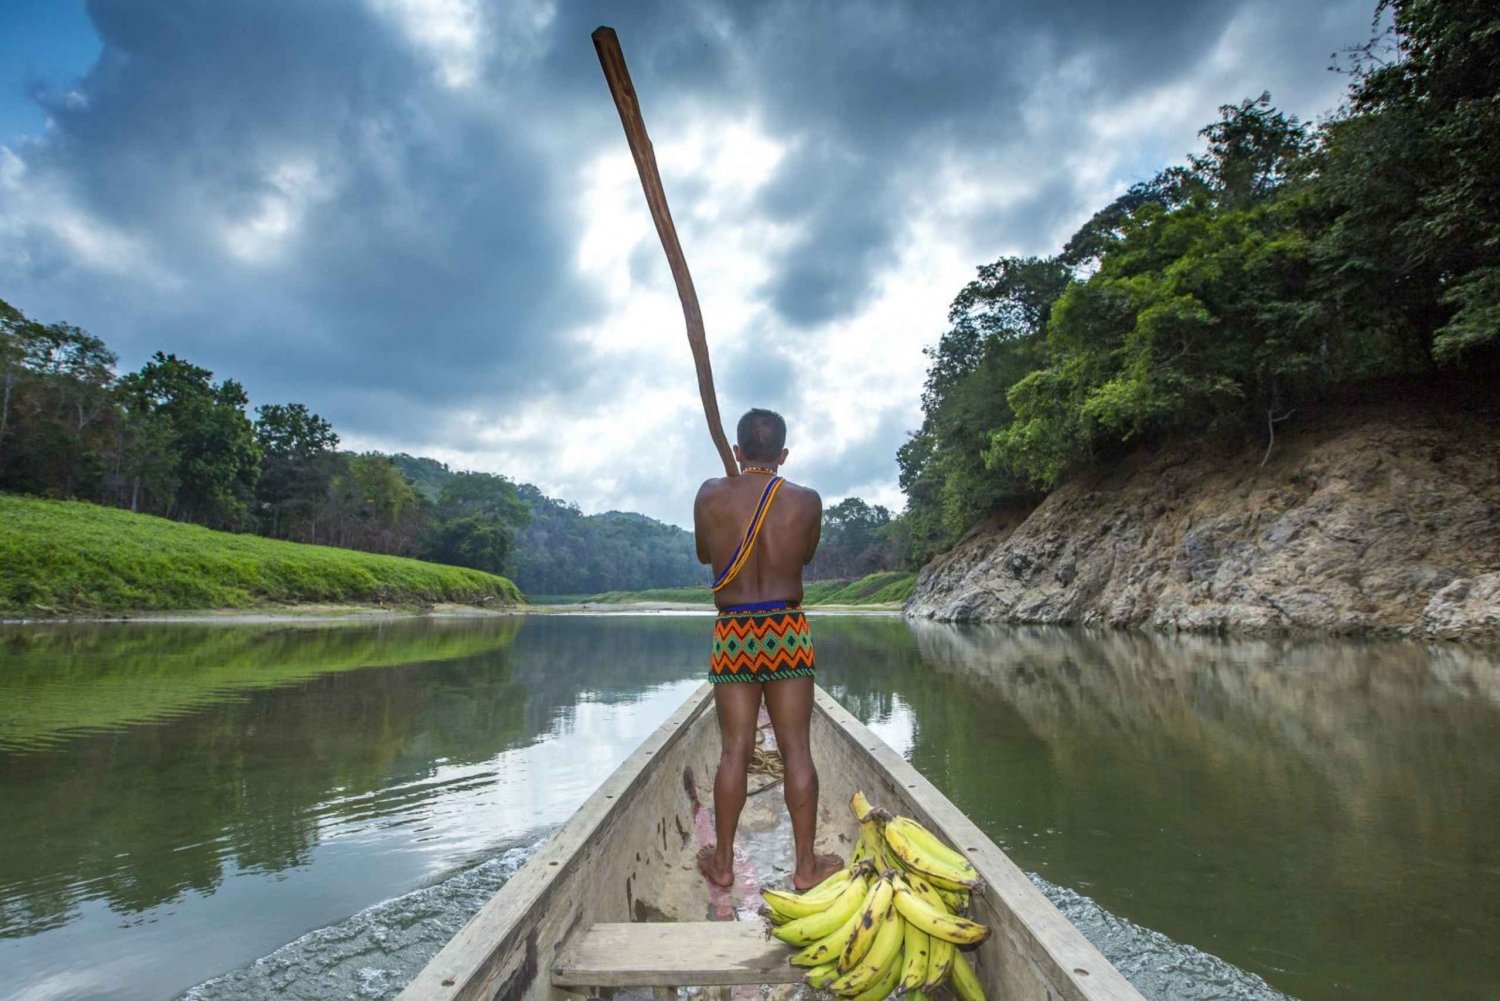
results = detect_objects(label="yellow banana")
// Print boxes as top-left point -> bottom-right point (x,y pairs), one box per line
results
882,819 -> 979,891
892,886 -> 990,945
950,948 -> 987,1001
772,876 -> 870,947
839,876 -> 895,971
923,936 -> 954,991
846,947 -> 903,1001
850,789 -> 875,822
885,815 -> 977,875
761,866 -> 857,921
897,918 -> 930,992
805,962 -> 840,989
900,874 -> 951,913
828,900 -> 904,994
937,887 -> 969,913
850,836 -> 870,865
790,901 -> 864,967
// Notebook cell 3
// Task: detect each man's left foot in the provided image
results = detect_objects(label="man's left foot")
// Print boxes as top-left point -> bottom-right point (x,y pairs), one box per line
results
697,844 -> 735,888
792,852 -> 845,891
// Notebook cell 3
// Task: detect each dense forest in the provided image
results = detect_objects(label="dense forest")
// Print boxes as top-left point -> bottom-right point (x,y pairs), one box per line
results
0,307 -> 901,594
898,0 -> 1498,563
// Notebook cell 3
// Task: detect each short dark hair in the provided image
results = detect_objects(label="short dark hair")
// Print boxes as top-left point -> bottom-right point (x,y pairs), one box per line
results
736,408 -> 787,462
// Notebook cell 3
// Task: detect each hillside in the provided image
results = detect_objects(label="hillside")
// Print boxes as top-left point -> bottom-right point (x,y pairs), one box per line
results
0,495 -> 522,616
385,455 -> 702,595
906,398 -> 1500,642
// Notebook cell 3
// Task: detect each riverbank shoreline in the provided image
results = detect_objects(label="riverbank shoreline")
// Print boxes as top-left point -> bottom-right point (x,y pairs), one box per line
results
0,601 -> 524,626
0,600 -> 906,625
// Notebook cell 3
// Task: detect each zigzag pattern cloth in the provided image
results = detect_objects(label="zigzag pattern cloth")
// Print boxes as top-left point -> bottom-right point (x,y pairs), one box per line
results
709,603 -> 815,684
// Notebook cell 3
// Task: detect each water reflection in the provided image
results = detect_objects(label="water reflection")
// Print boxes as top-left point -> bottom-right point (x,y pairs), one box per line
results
0,615 -> 708,1001
816,621 -> 1500,1001
0,614 -> 1495,1001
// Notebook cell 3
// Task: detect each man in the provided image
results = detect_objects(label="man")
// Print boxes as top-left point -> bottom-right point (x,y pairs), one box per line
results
693,408 -> 843,891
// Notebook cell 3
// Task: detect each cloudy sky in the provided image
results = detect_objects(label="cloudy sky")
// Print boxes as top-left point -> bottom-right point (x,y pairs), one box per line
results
1,0 -> 1379,527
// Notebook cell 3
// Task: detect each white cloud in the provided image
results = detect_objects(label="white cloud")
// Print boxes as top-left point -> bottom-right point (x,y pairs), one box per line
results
0,145 -> 177,288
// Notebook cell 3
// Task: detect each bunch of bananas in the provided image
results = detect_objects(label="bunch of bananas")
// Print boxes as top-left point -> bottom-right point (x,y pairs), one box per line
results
758,791 -> 988,1001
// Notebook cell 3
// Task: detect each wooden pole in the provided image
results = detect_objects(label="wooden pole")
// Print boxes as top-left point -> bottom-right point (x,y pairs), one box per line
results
591,25 -> 739,478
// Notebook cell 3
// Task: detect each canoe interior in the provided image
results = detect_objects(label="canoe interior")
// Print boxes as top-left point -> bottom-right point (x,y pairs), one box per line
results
398,683 -> 1144,1001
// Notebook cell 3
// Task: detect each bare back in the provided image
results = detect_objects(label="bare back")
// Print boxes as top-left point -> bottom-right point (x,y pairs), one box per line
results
694,474 -> 821,609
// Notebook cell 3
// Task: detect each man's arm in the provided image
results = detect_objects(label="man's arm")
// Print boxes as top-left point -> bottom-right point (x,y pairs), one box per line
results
804,489 -> 822,565
693,481 -> 714,565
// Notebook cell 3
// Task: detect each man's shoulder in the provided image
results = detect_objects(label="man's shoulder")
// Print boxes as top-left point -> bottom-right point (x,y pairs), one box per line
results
776,478 -> 820,505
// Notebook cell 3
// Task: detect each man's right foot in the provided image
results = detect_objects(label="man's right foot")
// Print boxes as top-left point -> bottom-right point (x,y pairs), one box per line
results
696,844 -> 736,888
792,851 -> 845,891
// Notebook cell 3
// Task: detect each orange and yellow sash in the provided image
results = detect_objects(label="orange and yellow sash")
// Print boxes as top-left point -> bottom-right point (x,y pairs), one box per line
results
709,475 -> 784,592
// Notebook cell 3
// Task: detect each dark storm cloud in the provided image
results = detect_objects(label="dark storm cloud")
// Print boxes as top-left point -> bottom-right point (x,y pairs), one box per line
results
710,0 -> 1366,326
0,0 -> 1379,519
5,0 -> 598,432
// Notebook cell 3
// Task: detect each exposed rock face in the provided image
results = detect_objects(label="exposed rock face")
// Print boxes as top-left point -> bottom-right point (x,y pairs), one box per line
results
906,402 -> 1500,642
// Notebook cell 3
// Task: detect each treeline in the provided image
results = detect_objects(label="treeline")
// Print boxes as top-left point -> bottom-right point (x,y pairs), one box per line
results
0,312 -> 698,592
385,454 -> 706,596
0,306 -> 901,592
0,311 -> 532,574
898,0 -> 1499,563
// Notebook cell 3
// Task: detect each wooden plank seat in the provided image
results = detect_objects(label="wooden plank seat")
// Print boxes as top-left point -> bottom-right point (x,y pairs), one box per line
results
551,922 -> 801,988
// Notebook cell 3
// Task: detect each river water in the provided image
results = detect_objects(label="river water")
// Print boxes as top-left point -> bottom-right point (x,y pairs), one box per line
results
0,613 -> 1495,1001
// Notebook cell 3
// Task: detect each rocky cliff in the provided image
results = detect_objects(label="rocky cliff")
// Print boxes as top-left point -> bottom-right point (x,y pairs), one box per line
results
906,398 -> 1500,642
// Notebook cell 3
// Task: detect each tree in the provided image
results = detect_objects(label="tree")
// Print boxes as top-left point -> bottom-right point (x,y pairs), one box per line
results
427,472 -> 530,575
254,403 -> 341,540
325,453 -> 427,555
898,257 -> 1071,562
808,497 -> 897,580
1316,0 -> 1500,364
0,302 -> 121,498
117,353 -> 261,527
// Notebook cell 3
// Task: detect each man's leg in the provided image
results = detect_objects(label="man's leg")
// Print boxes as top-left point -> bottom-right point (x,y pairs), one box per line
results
697,681 -> 763,888
763,676 -> 843,890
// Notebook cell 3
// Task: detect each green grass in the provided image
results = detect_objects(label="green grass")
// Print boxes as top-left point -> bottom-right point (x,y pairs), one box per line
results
801,571 -> 917,605
0,494 -> 523,614
535,570 -> 917,607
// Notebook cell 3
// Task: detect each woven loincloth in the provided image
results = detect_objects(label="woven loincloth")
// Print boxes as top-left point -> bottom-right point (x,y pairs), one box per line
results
709,600 -> 815,684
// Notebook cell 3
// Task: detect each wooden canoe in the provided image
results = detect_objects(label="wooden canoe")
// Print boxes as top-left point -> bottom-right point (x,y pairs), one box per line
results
398,683 -> 1145,1001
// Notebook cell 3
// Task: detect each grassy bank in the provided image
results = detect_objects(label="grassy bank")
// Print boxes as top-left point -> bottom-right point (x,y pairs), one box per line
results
537,570 -> 916,608
0,494 -> 523,615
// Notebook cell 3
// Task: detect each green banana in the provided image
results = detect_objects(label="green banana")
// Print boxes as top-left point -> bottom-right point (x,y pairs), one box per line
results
950,948 -> 987,1001
840,876 -> 895,971
892,886 -> 990,945
828,900 -> 904,994
805,962 -> 840,989
846,947 -> 903,1001
924,936 -> 954,991
882,817 -> 979,891
772,876 -> 870,947
897,918 -> 930,992
906,991 -> 931,1001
